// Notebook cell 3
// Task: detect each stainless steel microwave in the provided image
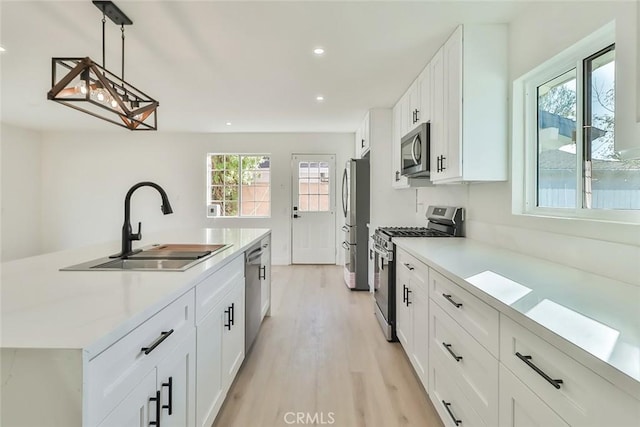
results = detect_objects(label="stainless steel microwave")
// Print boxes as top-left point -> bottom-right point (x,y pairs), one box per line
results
400,122 -> 430,178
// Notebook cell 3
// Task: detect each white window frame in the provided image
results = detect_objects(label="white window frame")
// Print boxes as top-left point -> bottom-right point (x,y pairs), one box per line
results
512,22 -> 640,224
206,153 -> 271,218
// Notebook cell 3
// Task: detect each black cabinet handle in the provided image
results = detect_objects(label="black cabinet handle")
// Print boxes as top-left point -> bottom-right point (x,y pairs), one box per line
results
259,265 -> 266,280
141,329 -> 174,355
443,343 -> 463,362
395,171 -> 400,182
403,263 -> 414,271
149,390 -> 161,426
516,352 -> 563,389
402,285 -> 407,304
441,155 -> 447,171
406,288 -> 412,306
415,109 -> 419,122
442,401 -> 461,426
230,302 -> 235,326
442,293 -> 462,308
224,306 -> 232,330
361,138 -> 365,148
162,377 -> 173,415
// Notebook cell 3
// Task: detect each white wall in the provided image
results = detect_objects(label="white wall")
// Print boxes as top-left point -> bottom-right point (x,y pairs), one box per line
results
409,1 -> 639,286
0,124 -> 43,261
38,131 -> 353,265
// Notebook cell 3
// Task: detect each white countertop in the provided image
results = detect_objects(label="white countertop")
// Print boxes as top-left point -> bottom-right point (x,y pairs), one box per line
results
1,228 -> 270,357
393,237 -> 640,399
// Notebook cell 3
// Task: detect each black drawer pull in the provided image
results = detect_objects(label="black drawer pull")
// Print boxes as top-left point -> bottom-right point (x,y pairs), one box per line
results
141,329 -> 174,355
162,377 -> 173,415
442,400 -> 461,426
402,284 -> 407,304
442,293 -> 462,308
259,265 -> 266,280
403,263 -> 414,271
406,288 -> 412,306
443,343 -> 463,362
224,306 -> 232,330
149,390 -> 161,426
515,352 -> 563,389
230,302 -> 235,326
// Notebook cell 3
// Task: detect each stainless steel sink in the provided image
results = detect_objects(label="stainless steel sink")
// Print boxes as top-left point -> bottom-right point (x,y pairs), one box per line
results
61,244 -> 232,271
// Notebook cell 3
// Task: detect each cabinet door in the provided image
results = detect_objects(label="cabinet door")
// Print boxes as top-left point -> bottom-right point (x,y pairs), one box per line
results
430,47 -> 445,182
391,102 -> 409,188
395,265 -> 411,350
411,283 -> 429,389
260,237 -> 271,319
408,80 -> 420,131
418,63 -> 431,125
222,284 -> 245,389
196,302 -> 225,427
362,113 -> 371,156
157,329 -> 196,427
499,365 -> 569,427
442,26 -> 463,181
97,368 -> 156,427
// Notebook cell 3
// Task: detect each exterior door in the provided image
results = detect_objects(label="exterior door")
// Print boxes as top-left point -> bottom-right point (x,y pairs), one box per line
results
291,154 -> 336,264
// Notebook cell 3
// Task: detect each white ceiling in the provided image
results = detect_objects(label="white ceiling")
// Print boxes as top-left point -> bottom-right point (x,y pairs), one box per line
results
0,1 -> 529,133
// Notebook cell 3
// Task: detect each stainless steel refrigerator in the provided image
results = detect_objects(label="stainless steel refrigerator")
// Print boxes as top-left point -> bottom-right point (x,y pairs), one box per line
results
341,158 -> 370,290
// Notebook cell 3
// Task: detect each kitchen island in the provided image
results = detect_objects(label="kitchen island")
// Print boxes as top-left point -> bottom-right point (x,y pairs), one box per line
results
1,227 -> 271,427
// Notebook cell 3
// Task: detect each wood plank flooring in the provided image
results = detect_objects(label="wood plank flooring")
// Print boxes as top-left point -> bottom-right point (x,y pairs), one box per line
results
213,265 -> 444,427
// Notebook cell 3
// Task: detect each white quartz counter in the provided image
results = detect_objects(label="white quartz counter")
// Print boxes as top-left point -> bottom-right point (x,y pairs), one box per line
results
1,228 -> 270,357
393,237 -> 640,399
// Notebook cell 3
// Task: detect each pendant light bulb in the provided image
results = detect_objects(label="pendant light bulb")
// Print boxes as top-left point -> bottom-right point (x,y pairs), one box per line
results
75,80 -> 88,95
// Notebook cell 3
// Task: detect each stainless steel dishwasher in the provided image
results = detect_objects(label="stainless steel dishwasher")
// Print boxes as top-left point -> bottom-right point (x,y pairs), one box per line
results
245,242 -> 263,352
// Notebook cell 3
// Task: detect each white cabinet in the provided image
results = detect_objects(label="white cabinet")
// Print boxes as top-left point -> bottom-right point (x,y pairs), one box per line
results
391,100 -> 409,188
97,367 -> 157,427
260,235 -> 272,319
196,261 -> 245,427
499,315 -> 640,427
430,24 -> 508,183
355,112 -> 370,158
395,248 -> 429,389
499,364 -> 569,427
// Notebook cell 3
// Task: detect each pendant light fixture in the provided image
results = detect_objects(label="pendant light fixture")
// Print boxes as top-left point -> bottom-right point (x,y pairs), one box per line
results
47,1 -> 158,131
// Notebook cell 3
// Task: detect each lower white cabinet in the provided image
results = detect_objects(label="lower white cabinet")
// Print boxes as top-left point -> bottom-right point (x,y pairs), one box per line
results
196,271 -> 245,427
395,248 -> 429,388
98,328 -> 196,427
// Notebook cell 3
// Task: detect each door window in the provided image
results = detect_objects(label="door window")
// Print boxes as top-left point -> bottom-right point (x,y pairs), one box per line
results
298,161 -> 330,212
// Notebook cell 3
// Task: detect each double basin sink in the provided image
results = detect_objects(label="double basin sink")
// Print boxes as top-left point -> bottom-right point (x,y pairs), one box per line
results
62,244 -> 231,271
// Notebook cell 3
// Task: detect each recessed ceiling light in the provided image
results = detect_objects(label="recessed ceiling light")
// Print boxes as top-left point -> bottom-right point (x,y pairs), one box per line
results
316,95 -> 324,102
313,47 -> 325,56
226,122 -> 232,126
0,46 -> 5,52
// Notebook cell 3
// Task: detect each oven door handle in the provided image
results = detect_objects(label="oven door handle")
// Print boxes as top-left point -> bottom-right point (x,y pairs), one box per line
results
373,245 -> 393,262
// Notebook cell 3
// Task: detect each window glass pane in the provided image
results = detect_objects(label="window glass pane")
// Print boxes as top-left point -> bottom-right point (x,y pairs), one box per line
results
211,155 -> 225,170
319,195 -> 330,212
241,201 -> 256,216
210,186 -> 224,202
299,194 -> 309,211
537,69 -> 578,208
584,47 -> 639,209
308,194 -> 319,211
224,201 -> 238,216
211,170 -> 225,185
241,183 -> 255,202
256,202 -> 270,216
309,180 -> 319,195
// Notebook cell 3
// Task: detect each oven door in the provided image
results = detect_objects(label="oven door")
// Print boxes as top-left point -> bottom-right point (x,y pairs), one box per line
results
373,243 -> 396,341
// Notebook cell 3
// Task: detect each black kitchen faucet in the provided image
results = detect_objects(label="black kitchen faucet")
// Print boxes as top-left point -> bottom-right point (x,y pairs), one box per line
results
110,181 -> 173,258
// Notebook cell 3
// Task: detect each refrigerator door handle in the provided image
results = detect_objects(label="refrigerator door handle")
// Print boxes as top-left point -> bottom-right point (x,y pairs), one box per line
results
341,168 -> 348,217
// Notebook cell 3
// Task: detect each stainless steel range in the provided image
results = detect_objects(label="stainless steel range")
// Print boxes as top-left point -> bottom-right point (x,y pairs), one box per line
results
373,206 -> 464,341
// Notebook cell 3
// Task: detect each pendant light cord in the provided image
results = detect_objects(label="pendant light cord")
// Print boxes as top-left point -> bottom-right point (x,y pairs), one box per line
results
121,25 -> 125,82
101,13 -> 106,69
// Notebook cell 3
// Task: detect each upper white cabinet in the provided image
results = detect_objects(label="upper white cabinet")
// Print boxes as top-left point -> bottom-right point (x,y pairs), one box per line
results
392,100 -> 410,188
355,112 -> 371,158
431,24 -> 508,183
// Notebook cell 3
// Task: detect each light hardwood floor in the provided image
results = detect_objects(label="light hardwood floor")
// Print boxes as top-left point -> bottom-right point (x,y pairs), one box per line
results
213,265 -> 444,427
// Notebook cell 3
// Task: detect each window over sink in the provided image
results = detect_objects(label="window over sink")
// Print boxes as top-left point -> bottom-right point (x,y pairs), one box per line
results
207,154 -> 271,217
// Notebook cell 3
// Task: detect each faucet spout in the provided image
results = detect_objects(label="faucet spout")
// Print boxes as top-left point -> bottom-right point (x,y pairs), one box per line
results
110,181 -> 174,258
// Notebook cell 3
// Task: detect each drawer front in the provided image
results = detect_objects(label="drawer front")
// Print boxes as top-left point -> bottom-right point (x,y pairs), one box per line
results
88,290 -> 195,427
430,299 -> 498,426
196,254 -> 244,324
431,269 -> 499,357
499,364 -> 569,427
397,248 -> 428,292
500,315 -> 640,427
429,351 -> 487,427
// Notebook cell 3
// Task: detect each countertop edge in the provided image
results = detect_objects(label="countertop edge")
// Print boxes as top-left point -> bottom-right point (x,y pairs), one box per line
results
393,237 -> 640,401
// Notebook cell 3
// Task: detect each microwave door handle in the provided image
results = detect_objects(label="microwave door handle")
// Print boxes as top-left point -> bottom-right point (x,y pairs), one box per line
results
411,135 -> 421,165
